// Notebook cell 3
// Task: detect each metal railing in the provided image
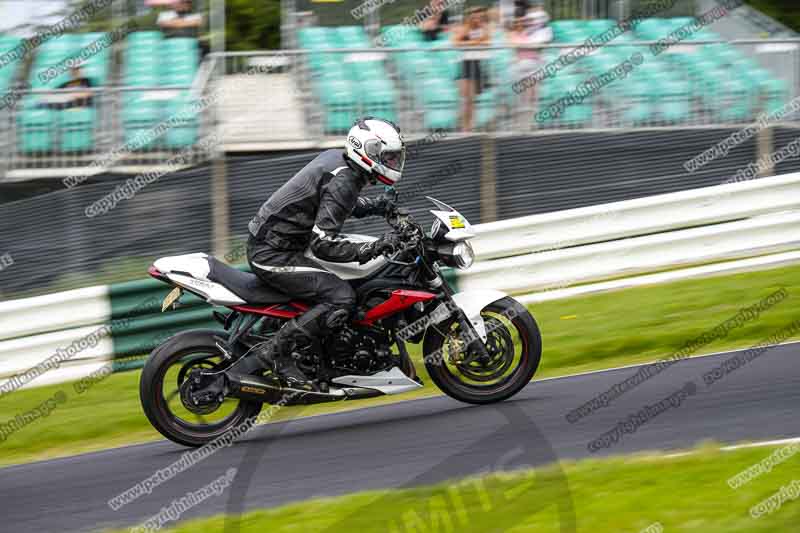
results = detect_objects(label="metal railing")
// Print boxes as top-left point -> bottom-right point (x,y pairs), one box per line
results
208,39 -> 800,145
3,84 -> 214,175
2,36 -> 799,168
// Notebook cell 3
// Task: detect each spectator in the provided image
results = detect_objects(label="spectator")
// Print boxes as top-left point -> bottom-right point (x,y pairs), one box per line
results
420,0 -> 451,41
509,7 -> 552,122
157,0 -> 203,39
40,65 -> 94,110
453,6 -> 491,132
499,0 -> 531,28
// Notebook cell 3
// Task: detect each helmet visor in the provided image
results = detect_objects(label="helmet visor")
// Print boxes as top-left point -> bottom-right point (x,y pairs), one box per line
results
380,147 -> 406,172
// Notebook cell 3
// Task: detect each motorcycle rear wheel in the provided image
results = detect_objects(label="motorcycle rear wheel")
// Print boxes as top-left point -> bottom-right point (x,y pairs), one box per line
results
140,329 -> 263,447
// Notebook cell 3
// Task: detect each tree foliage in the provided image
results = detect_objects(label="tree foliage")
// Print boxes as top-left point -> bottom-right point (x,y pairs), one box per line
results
746,0 -> 800,32
225,0 -> 281,51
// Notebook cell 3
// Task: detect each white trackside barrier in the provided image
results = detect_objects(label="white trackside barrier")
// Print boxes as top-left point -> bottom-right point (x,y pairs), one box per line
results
0,325 -> 115,391
0,285 -> 111,343
0,171 -> 799,389
460,211 -> 800,294
471,173 -> 800,260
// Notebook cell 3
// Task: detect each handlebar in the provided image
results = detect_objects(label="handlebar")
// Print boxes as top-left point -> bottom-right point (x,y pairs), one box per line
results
379,188 -> 426,265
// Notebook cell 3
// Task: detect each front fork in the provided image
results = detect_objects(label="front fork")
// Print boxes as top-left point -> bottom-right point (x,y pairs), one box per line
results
429,263 -> 491,362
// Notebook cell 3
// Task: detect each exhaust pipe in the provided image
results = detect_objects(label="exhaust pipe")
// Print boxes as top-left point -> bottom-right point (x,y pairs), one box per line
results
226,373 -> 382,405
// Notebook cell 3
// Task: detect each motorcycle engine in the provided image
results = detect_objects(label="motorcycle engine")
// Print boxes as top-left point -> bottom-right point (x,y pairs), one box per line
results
326,326 -> 395,375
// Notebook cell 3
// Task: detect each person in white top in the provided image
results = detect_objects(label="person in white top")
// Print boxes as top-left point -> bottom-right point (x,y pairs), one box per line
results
509,6 -> 552,120
453,6 -> 491,132
157,0 -> 203,39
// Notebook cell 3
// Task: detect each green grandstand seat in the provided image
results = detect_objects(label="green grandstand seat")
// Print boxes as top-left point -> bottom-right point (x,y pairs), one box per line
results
550,20 -> 582,38
635,18 -> 670,36
427,48 -> 462,80
382,25 -> 422,44
760,77 -> 789,115
122,99 -> 161,148
319,78 -> 357,133
81,32 -> 105,44
718,77 -> 752,122
162,70 -> 195,86
360,78 -> 397,123
345,59 -> 385,82
587,52 -> 619,76
308,51 -> 339,74
128,31 -> 162,45
40,34 -> 77,54
688,29 -> 719,42
475,89 -> 496,129
654,77 -> 690,124
163,95 -> 199,148
488,48 -> 514,80
164,37 -> 198,51
618,77 -> 652,124
302,25 -> 400,134
162,50 -> 198,70
59,107 -> 95,151
587,19 -> 615,33
536,76 -> 566,127
126,53 -> 159,71
298,27 -> 332,48
335,26 -> 371,47
125,71 -> 160,87
421,78 -> 458,130
17,107 -> 55,152
81,62 -> 107,86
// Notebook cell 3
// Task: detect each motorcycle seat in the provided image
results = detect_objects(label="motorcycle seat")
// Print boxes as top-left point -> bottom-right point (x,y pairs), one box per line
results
207,257 -> 292,305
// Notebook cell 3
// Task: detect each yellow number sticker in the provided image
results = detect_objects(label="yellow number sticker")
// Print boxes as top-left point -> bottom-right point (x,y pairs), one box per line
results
449,215 -> 465,229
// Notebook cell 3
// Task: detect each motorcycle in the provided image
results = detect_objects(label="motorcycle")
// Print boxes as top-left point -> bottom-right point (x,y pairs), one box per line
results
140,196 -> 542,447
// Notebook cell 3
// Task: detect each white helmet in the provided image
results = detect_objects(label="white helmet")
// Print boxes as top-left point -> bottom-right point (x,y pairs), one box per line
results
344,117 -> 406,185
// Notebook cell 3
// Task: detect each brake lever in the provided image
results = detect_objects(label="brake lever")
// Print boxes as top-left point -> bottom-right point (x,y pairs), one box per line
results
384,254 -> 417,266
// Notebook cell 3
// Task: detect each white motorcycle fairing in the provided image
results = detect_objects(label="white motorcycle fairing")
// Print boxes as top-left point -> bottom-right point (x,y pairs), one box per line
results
152,253 -> 247,305
432,289 -> 508,342
304,231 -> 388,280
333,366 -> 423,395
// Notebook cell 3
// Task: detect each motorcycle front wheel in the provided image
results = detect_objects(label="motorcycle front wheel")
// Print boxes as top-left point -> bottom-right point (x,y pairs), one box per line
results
423,297 -> 542,405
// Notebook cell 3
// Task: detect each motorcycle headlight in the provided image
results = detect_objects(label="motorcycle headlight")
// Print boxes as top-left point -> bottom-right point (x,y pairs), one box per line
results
437,241 -> 474,270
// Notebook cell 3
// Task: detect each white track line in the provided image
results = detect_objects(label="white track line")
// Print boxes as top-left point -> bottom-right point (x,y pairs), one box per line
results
652,438 -> 800,461
534,340 -> 800,384
517,251 -> 800,304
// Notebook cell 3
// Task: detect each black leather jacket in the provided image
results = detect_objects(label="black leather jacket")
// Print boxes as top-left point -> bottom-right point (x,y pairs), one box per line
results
248,149 -> 385,262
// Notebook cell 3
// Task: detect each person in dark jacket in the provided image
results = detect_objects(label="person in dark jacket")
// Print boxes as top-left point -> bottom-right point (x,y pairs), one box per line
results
234,117 -> 407,391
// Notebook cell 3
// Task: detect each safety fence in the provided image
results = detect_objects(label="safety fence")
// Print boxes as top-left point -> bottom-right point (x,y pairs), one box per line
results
4,124 -> 800,301
0,169 -> 797,390
1,39 -> 798,172
2,85 -> 214,173
214,38 -> 800,146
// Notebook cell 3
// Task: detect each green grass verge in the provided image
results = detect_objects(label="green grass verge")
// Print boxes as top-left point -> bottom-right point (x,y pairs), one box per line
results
1,263 -> 799,467
108,443 -> 800,532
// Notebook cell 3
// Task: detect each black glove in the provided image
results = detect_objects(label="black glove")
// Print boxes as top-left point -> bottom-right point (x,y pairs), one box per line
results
357,233 -> 400,264
353,187 -> 398,218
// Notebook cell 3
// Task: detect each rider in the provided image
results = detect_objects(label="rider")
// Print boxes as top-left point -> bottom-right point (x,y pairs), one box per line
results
233,117 -> 407,391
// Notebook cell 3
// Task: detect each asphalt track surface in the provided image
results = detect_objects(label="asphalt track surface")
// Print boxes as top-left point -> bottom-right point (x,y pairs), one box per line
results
1,342 -> 798,532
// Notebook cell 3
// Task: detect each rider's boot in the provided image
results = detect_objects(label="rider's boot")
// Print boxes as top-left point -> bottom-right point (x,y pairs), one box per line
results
233,317 -> 319,391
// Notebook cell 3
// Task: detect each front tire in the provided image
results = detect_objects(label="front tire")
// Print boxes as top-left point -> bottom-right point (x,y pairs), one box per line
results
423,297 -> 541,404
140,329 -> 263,447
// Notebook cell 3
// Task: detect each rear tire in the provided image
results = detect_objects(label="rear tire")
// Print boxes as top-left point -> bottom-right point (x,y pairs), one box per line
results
423,297 -> 541,405
140,329 -> 263,447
